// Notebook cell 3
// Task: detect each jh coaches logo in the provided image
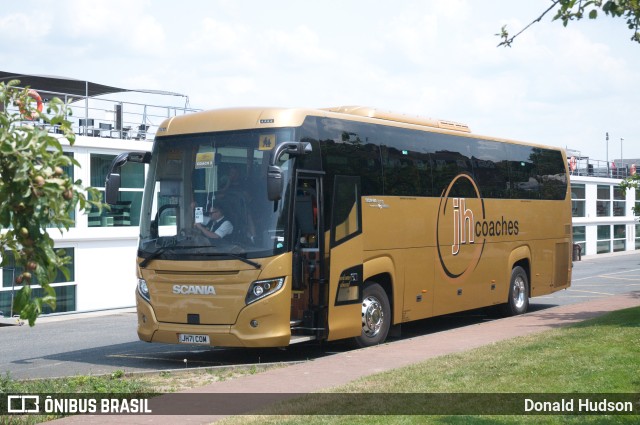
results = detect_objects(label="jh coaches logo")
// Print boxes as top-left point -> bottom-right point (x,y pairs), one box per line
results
436,173 -> 485,281
436,173 -> 519,281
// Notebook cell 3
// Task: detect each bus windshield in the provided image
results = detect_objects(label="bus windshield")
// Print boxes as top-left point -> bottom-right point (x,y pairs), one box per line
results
138,129 -> 295,264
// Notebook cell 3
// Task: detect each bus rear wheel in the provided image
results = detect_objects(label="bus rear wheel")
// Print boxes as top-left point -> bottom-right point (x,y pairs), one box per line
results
500,266 -> 529,316
354,282 -> 390,348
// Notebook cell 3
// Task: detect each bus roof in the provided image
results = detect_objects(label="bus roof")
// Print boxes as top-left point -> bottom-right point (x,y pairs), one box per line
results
156,106 -> 562,153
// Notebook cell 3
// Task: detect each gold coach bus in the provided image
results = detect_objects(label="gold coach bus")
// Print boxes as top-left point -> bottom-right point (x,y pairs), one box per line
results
105,106 -> 572,348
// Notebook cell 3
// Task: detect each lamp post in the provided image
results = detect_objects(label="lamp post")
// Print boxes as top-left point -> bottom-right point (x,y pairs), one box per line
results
620,137 -> 624,173
606,132 -> 609,177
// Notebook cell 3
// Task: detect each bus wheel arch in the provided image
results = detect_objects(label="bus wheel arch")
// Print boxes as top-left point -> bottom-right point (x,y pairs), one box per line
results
354,278 -> 392,348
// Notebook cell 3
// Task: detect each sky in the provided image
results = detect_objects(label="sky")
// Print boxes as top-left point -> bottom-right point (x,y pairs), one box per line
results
1,0 -> 639,161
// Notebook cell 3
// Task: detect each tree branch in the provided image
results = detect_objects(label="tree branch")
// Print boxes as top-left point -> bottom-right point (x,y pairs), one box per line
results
497,0 -> 563,47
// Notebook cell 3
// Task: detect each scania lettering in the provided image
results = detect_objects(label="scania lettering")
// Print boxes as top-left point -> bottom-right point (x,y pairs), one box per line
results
172,285 -> 216,295
105,105 -> 572,348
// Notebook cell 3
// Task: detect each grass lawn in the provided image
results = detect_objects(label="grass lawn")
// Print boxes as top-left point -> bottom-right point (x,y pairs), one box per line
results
220,306 -> 640,424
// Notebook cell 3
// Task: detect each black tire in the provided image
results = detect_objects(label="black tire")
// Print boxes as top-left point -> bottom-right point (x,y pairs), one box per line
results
500,266 -> 529,316
354,282 -> 391,348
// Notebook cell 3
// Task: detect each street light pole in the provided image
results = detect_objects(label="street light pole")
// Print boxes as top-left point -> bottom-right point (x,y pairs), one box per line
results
620,137 -> 624,177
606,132 -> 609,177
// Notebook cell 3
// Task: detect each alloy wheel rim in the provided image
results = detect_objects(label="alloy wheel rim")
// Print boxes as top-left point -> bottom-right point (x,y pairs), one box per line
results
513,276 -> 526,309
362,295 -> 384,337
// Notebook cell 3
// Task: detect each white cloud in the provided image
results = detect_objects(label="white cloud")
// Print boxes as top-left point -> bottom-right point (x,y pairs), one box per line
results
0,12 -> 51,41
384,14 -> 439,65
131,16 -> 166,55
265,26 -> 335,65
2,0 -> 639,159
188,18 -> 245,53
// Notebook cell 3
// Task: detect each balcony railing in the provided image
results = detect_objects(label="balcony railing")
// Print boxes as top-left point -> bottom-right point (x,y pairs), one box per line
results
4,86 -> 199,141
569,157 -> 637,179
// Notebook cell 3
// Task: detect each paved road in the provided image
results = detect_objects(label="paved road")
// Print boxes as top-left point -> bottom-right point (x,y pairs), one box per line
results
1,251 -> 638,380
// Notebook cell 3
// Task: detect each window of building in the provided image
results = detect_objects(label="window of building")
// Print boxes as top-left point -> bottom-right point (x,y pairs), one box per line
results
571,184 -> 586,217
597,225 -> 611,254
89,154 -> 145,227
635,188 -> 640,217
0,285 -> 75,317
596,185 -> 611,217
572,225 -> 586,254
636,223 -> 640,250
613,224 -> 626,252
1,248 -> 76,316
613,186 -> 626,217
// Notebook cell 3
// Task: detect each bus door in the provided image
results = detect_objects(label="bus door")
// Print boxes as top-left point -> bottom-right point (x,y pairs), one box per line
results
291,172 -> 325,340
327,175 -> 363,341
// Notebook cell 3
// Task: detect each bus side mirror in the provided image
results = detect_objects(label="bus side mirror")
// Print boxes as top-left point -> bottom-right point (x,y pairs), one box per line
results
269,141 -> 312,166
267,165 -> 283,201
104,151 -> 151,205
267,141 -> 311,201
105,173 -> 121,205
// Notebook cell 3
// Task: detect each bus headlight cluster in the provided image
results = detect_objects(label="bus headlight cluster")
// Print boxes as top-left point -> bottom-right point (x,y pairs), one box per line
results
138,278 -> 151,303
245,277 -> 285,305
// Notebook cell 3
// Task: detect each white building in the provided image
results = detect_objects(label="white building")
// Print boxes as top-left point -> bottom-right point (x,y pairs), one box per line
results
1,71 -> 194,317
570,175 -> 639,257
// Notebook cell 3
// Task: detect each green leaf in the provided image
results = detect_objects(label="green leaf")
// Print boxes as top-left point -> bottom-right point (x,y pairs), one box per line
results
589,9 -> 598,19
43,242 -> 58,266
58,265 -> 71,282
12,285 -> 31,313
21,301 -> 41,327
0,141 -> 15,154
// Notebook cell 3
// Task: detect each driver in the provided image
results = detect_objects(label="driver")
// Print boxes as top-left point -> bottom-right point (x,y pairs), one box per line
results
194,201 -> 233,239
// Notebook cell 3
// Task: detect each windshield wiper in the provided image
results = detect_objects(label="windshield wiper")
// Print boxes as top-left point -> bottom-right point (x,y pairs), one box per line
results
186,252 -> 262,269
139,246 -> 261,269
139,245 -> 176,268
139,238 -> 181,268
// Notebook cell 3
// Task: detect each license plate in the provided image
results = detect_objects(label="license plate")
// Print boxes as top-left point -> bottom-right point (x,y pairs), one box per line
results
178,334 -> 210,345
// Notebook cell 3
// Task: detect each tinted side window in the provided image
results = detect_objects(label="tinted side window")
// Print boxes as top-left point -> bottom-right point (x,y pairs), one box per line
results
468,139 -> 509,199
317,118 -> 383,227
331,175 -> 362,247
378,124 -> 434,197
532,148 -> 568,200
317,118 -> 383,197
427,134 -> 473,197
314,117 -> 566,201
507,144 -> 540,199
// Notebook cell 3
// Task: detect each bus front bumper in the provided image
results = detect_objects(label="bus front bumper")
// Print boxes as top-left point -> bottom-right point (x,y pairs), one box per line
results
135,292 -> 291,348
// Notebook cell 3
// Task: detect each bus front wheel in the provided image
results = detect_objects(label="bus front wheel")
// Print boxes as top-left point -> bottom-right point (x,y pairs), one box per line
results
355,282 -> 391,348
500,266 -> 529,316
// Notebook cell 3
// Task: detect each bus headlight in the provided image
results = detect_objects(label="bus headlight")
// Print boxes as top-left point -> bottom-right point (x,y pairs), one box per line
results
245,277 -> 285,305
138,278 -> 151,303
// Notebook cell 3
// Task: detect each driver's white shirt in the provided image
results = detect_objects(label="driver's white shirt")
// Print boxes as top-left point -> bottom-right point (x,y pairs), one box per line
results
208,217 -> 234,238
